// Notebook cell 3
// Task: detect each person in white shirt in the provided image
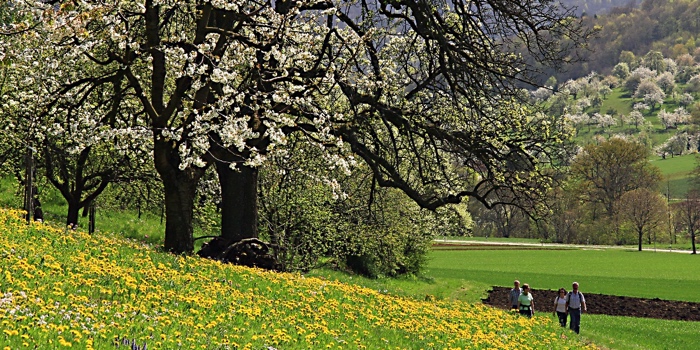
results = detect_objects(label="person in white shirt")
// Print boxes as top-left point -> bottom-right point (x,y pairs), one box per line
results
566,282 -> 587,334
553,288 -> 568,327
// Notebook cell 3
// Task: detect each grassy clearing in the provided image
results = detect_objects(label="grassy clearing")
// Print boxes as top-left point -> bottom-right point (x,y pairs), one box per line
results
599,89 -> 633,117
651,154 -> 698,177
0,209 -> 593,349
651,153 -> 699,199
306,268 -> 493,304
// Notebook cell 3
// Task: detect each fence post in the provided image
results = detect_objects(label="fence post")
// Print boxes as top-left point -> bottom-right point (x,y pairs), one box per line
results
23,143 -> 34,224
89,203 -> 96,234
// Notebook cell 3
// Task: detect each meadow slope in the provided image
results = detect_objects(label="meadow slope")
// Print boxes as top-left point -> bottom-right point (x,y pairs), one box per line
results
0,209 -> 594,349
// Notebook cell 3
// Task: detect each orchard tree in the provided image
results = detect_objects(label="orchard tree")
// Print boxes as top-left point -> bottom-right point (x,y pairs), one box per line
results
571,138 -> 662,217
8,0 -> 590,253
674,190 -> 700,254
643,91 -> 665,111
625,67 -> 656,94
656,72 -> 675,93
593,113 -> 615,131
612,62 -> 630,80
658,133 -> 688,158
619,188 -> 667,251
628,110 -> 645,129
634,80 -> 664,99
1,22 -> 152,227
679,93 -> 695,107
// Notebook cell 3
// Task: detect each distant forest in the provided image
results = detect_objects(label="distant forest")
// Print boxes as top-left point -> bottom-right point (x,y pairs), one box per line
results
545,0 -> 700,84
560,0 -> 638,16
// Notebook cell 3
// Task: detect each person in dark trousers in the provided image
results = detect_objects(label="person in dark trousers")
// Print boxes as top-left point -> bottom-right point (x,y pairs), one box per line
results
517,284 -> 535,318
553,288 -> 568,327
508,280 -> 522,310
566,282 -> 587,334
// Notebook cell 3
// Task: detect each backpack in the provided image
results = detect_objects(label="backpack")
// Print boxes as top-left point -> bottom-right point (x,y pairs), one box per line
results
566,291 -> 582,308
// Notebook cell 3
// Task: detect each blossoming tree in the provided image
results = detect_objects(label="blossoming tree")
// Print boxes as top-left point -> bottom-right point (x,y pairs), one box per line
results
4,0 -> 589,253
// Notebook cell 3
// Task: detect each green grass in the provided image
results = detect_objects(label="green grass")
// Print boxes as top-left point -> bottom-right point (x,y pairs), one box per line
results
315,247 -> 700,349
424,249 -> 700,302
651,153 -> 699,177
599,88 -> 633,117
307,268 -> 492,303
585,315 -> 700,350
651,153 -> 699,198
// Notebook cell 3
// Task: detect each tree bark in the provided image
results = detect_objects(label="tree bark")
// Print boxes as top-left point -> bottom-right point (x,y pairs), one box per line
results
638,230 -> 643,252
154,138 -> 205,254
67,200 -> 80,227
161,173 -> 198,253
216,161 -> 259,241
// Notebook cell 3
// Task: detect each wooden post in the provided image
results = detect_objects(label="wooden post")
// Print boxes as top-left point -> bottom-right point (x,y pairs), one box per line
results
23,144 -> 34,223
88,203 -> 96,234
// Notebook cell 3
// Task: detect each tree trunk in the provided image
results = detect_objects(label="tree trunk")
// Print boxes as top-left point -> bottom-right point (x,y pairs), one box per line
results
216,161 -> 259,241
692,232 -> 697,255
66,200 -> 80,227
154,139 -> 205,254
638,230 -> 643,251
161,173 -> 198,253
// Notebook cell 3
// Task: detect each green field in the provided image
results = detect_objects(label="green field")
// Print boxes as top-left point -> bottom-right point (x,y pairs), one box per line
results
425,248 -> 700,302
652,153 -> 699,199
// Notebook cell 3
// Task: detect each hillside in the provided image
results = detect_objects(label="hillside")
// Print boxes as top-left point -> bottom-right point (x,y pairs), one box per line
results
548,0 -> 700,83
559,0 -> 638,16
0,209 -> 594,349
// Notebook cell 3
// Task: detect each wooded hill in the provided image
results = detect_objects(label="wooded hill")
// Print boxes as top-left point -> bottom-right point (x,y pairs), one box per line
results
551,0 -> 700,83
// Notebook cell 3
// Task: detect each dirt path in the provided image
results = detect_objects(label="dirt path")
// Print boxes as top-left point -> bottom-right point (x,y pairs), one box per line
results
434,239 -> 695,254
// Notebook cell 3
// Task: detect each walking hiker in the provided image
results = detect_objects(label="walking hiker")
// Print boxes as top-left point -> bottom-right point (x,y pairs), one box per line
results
517,284 -> 535,318
509,280 -> 522,310
566,282 -> 587,334
553,288 -> 568,327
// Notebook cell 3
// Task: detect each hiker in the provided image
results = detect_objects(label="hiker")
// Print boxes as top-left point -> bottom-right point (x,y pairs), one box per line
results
508,280 -> 522,310
517,283 -> 535,318
566,282 -> 587,334
553,288 -> 568,327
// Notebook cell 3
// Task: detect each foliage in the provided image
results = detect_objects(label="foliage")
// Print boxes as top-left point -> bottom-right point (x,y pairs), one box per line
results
468,200 -> 531,239
618,188 -> 668,251
257,138 -> 464,276
570,137 -> 662,217
672,189 -> 700,254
